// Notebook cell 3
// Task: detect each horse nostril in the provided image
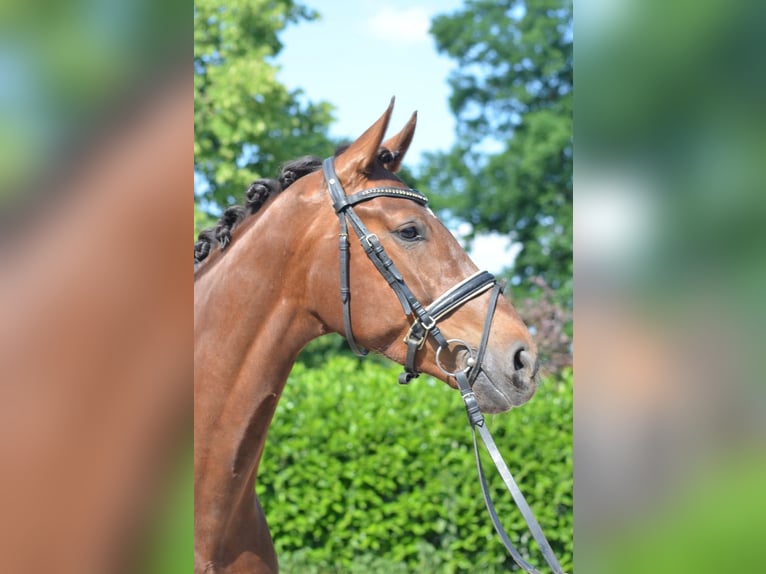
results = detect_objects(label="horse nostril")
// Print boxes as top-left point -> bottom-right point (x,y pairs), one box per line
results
513,348 -> 525,371
513,348 -> 535,374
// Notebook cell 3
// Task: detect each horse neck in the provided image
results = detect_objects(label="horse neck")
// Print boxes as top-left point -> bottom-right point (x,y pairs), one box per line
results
194,204 -> 325,554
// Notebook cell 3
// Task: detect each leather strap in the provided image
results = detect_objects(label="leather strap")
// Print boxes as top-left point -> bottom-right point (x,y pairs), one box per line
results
453,282 -> 565,573
424,271 -> 496,322
322,156 -> 565,572
473,423 -> 566,574
323,157 -> 440,362
346,186 -> 428,207
454,368 -> 565,574
325,160 -> 368,357
472,426 -> 542,573
467,281 -> 503,386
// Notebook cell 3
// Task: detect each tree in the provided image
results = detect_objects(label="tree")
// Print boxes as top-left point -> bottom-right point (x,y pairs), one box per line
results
194,0 -> 335,210
424,0 -> 572,294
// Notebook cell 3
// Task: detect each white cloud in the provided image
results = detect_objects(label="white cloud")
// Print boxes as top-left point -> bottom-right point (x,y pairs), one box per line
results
453,223 -> 520,274
575,168 -> 657,272
367,7 -> 432,45
470,232 -> 521,275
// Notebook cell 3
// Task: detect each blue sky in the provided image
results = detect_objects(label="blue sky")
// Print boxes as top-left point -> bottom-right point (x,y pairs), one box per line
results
276,0 -> 517,272
276,0 -> 464,164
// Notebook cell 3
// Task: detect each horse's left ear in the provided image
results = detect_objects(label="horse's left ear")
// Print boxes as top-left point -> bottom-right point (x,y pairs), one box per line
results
335,98 -> 395,180
381,111 -> 417,173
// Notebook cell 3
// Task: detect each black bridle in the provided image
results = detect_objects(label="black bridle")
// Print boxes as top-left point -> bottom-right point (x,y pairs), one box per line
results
323,158 -> 566,573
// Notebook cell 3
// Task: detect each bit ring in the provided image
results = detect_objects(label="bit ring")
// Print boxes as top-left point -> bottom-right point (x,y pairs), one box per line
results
435,339 -> 476,377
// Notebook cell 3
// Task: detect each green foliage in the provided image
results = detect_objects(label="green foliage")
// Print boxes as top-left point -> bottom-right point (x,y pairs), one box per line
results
141,444 -> 193,573
599,455 -> 766,574
515,277 -> 572,377
194,202 -> 216,237
424,0 -> 572,294
295,334 -> 352,369
257,356 -> 572,572
1,0 -> 188,197
194,0 -> 335,210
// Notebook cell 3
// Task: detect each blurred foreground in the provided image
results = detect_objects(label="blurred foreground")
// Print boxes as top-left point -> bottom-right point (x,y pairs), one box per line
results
0,1 -> 191,572
576,0 -> 766,571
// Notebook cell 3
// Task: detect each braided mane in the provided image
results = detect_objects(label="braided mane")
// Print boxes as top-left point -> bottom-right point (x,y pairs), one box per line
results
194,156 -> 323,272
194,147 -> 398,274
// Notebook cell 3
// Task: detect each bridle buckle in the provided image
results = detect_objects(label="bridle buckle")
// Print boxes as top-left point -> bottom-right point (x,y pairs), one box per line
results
362,233 -> 378,248
403,315 -> 435,350
419,315 -> 436,332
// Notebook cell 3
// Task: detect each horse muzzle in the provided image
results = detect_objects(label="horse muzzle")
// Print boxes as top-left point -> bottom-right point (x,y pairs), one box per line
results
470,345 -> 539,414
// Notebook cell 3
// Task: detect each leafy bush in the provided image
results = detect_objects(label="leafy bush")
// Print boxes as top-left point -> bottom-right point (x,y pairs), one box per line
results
515,276 -> 573,379
256,357 -> 572,573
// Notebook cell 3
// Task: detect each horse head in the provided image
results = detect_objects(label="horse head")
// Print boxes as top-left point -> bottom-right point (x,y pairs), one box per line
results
293,99 -> 539,413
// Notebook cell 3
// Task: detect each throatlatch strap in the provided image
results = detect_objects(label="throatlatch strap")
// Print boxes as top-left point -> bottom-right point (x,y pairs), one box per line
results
339,217 -> 367,357
324,159 -> 367,356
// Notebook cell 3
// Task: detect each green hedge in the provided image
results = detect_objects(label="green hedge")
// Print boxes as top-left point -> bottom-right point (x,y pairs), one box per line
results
256,356 -> 573,573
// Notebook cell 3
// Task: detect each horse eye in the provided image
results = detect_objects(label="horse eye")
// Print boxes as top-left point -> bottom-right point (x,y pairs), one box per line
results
397,226 -> 421,241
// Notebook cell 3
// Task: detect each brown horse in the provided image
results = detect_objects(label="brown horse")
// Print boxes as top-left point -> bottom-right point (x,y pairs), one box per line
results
194,100 -> 539,573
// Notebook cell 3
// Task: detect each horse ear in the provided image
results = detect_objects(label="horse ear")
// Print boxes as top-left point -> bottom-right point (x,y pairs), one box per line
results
336,97 -> 395,179
381,111 -> 417,173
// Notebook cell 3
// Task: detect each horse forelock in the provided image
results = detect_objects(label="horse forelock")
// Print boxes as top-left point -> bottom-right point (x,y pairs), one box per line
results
193,147 -> 399,275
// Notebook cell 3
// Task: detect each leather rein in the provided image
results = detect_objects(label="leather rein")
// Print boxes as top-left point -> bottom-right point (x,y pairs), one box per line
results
322,158 -> 565,573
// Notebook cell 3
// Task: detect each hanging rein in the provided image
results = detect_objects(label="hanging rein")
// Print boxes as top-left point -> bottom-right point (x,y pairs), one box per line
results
323,158 -> 565,574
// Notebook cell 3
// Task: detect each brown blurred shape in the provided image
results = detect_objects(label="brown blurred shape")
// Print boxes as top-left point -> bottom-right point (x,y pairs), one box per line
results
0,73 -> 192,573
